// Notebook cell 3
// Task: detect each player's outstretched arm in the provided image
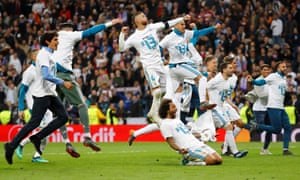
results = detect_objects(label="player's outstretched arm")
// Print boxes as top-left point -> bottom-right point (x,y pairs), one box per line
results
18,84 -> 29,119
192,23 -> 221,40
119,26 -> 130,52
82,18 -> 123,38
150,15 -> 191,30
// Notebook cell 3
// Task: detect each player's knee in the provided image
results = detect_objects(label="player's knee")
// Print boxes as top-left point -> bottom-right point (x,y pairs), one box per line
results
215,157 -> 223,165
205,155 -> 222,165
273,128 -> 281,134
58,111 -> 69,123
235,120 -> 244,128
225,123 -> 234,130
284,124 -> 292,132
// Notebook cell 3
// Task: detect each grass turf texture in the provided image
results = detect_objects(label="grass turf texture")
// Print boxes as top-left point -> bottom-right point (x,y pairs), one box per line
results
0,142 -> 299,180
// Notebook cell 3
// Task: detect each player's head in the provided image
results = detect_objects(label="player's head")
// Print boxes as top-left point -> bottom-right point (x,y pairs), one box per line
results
134,11 -> 148,27
204,55 -> 217,72
174,20 -> 186,33
159,99 -> 177,119
260,64 -> 271,77
220,62 -> 233,77
59,22 -> 73,31
223,54 -> 237,71
275,61 -> 287,75
40,31 -> 59,50
30,49 -> 39,62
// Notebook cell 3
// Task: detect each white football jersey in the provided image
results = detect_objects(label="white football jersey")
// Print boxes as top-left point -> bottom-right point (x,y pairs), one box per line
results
228,73 -> 237,96
207,72 -> 230,107
160,118 -> 204,149
188,43 -> 202,66
21,64 -> 36,109
253,76 -> 268,111
52,31 -> 82,71
265,72 -> 286,109
119,23 -> 165,68
159,30 -> 194,64
31,47 -> 58,97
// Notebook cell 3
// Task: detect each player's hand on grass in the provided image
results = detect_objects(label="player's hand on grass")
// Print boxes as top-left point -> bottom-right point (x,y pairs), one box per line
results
179,148 -> 188,154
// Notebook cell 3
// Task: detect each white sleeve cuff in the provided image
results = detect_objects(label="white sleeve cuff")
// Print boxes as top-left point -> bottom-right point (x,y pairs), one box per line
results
105,21 -> 113,28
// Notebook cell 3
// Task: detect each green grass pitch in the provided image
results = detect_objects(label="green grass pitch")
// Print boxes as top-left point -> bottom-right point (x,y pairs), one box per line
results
0,142 -> 299,180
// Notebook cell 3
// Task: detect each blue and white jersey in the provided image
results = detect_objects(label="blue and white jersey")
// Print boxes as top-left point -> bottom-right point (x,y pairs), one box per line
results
159,30 -> 194,64
253,75 -> 268,111
265,72 -> 286,109
21,64 -> 36,109
207,72 -> 230,107
119,23 -> 165,68
227,73 -> 237,98
188,43 -> 202,66
31,47 -> 58,97
52,31 -> 82,71
160,118 -> 204,149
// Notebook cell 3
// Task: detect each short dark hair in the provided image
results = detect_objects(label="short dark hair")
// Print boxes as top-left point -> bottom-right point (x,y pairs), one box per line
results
204,55 -> 216,64
275,61 -> 284,71
223,55 -> 235,63
40,31 -> 58,47
220,62 -> 231,73
260,64 -> 271,70
60,22 -> 73,29
133,11 -> 144,26
159,99 -> 172,119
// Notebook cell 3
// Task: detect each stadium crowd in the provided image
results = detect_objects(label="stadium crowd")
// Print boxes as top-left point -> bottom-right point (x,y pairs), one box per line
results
0,0 -> 300,125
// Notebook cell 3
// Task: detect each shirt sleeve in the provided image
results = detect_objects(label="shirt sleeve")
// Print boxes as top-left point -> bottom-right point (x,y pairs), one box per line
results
119,32 -> 133,52
148,22 -> 166,31
18,84 -> 29,111
41,66 -> 64,85
192,26 -> 216,39
264,73 -> 275,84
160,123 -> 173,139
159,35 -> 170,49
82,24 -> 106,38
60,31 -> 82,43
21,70 -> 34,86
149,17 -> 184,30
207,75 -> 220,89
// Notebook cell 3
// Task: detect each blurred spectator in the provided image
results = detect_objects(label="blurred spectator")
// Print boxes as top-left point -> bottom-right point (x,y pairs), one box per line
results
1,79 -> 18,111
88,98 -> 106,125
130,93 -> 143,117
7,66 -> 21,86
8,50 -> 22,74
117,100 -> 128,125
270,12 -> 283,47
112,69 -> 124,88
106,102 -> 119,125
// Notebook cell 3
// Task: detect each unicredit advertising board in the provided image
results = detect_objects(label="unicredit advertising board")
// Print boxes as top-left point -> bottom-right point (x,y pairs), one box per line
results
0,124 -> 299,142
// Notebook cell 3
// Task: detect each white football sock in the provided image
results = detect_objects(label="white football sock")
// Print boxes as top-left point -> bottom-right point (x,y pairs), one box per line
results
133,123 -> 160,137
20,137 -> 31,146
174,92 -> 182,119
198,77 -> 208,103
233,126 -> 242,137
225,130 -> 238,154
